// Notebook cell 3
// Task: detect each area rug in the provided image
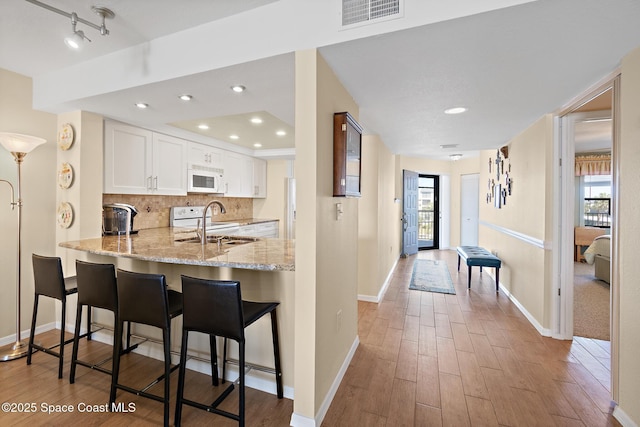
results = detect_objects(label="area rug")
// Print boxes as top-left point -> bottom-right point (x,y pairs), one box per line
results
409,259 -> 456,294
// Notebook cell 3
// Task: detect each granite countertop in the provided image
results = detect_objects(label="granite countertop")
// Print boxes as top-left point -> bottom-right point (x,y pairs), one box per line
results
59,227 -> 294,271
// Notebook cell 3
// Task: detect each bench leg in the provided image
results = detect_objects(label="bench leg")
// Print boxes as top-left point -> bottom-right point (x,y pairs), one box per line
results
457,255 -> 461,272
495,267 -> 500,293
468,265 -> 472,289
480,266 -> 483,274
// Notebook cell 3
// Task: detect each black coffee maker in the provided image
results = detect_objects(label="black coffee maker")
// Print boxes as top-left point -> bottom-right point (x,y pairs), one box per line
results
102,203 -> 138,235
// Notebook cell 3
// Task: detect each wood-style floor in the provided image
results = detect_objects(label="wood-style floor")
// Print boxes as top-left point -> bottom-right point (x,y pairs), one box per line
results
324,250 -> 618,426
0,250 -> 618,426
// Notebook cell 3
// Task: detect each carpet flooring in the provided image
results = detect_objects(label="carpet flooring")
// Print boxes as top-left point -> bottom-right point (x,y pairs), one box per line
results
408,259 -> 455,294
574,262 -> 610,341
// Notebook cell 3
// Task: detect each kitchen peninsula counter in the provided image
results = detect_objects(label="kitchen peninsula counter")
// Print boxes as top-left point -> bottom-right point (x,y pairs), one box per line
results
58,227 -> 295,398
59,227 -> 294,271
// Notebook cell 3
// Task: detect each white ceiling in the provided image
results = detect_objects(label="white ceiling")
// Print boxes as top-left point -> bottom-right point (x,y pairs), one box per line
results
1,0 -> 639,160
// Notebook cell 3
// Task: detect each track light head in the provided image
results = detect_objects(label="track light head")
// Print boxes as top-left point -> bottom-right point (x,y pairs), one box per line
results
24,1 -> 114,50
65,29 -> 91,49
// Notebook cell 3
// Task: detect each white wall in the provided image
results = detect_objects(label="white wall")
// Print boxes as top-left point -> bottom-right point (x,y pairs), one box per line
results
617,45 -> 640,426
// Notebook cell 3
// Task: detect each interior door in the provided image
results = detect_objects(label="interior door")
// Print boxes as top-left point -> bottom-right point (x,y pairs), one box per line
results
402,170 -> 419,256
460,174 -> 479,246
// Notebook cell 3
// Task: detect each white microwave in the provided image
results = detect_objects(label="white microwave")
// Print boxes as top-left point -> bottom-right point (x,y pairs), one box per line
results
187,165 -> 224,193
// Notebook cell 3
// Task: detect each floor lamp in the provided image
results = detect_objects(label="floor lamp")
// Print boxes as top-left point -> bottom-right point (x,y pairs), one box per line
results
0,132 -> 46,361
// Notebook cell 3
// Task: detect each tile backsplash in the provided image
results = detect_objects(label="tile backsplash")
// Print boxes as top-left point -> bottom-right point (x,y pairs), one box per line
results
103,194 -> 253,230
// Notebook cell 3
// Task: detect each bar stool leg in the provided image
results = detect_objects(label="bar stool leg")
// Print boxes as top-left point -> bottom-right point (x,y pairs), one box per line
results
58,299 -> 67,378
70,302 -> 83,383
27,295 -> 39,365
163,328 -> 171,427
109,320 -> 123,409
210,335 -> 219,386
222,338 -> 228,383
239,341 -> 245,427
86,305 -> 92,341
270,310 -> 283,399
175,330 -> 189,427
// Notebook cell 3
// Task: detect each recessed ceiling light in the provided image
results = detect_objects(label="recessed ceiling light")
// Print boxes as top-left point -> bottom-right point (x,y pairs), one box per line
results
439,144 -> 459,149
253,143 -> 262,148
229,134 -> 239,140
444,107 -> 467,115
276,130 -> 286,136
250,117 -> 263,124
197,124 -> 209,130
135,103 -> 148,109
231,85 -> 245,93
449,154 -> 463,161
179,94 -> 192,101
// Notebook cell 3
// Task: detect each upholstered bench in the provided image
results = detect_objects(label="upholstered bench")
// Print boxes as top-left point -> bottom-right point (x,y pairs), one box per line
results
456,246 -> 502,292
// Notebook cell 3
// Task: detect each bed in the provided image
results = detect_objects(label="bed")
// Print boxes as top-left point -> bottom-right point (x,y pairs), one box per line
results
583,235 -> 610,283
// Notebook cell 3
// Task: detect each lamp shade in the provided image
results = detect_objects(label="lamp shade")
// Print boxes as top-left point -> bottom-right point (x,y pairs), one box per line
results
0,133 -> 46,154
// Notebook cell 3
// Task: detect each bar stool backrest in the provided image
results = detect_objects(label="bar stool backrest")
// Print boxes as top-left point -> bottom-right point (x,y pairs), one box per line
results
116,269 -> 170,329
181,275 -> 244,342
76,260 -> 117,311
32,254 -> 66,301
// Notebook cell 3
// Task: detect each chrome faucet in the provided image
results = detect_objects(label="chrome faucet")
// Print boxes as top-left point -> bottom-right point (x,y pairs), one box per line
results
201,200 -> 227,245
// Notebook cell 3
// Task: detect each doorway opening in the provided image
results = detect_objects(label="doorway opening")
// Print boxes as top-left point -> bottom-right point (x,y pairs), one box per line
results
418,174 -> 439,250
556,75 -> 619,402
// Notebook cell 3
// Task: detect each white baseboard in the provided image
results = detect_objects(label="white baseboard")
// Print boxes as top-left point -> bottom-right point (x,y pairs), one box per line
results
613,405 -> 639,427
290,335 -> 360,427
0,322 -> 56,347
358,258 -> 399,303
485,274 -> 552,337
290,413 -> 316,427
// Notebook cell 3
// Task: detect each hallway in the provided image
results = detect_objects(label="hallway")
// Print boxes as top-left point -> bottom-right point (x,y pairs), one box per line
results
323,250 -> 618,426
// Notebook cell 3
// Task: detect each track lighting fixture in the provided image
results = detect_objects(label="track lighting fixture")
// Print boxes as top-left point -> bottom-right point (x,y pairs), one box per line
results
25,0 -> 115,50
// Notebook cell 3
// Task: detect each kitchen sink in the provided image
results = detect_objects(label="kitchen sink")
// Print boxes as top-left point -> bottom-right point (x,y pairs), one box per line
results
175,235 -> 259,245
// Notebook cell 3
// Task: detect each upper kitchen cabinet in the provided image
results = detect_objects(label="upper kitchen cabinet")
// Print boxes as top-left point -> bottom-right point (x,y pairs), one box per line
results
104,121 -> 187,195
188,141 -> 224,169
333,112 -> 363,197
223,151 -> 254,197
253,158 -> 267,198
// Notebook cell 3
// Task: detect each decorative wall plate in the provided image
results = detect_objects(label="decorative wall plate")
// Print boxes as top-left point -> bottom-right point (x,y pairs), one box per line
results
57,162 -> 74,189
58,123 -> 75,151
57,202 -> 74,228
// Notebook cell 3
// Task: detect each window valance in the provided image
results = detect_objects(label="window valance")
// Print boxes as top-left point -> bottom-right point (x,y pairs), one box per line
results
575,154 -> 611,176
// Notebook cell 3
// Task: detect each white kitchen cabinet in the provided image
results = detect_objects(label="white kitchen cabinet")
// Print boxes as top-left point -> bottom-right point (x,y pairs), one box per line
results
152,133 -> 188,195
252,158 -> 267,198
104,121 -> 187,195
223,151 -> 253,197
188,141 -> 223,169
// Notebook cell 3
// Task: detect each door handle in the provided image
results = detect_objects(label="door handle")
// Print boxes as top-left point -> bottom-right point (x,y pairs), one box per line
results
153,176 -> 158,190
147,176 -> 152,190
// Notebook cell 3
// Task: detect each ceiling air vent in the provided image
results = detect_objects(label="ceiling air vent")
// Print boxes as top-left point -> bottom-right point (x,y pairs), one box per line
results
342,0 -> 402,27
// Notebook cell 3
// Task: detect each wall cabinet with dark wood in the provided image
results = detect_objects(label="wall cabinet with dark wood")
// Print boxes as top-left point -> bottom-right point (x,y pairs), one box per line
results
333,112 -> 363,197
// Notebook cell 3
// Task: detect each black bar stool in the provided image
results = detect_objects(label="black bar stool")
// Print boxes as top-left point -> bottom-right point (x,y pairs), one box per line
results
175,275 -> 283,427
70,260 -> 135,383
28,254 -> 85,379
110,269 -> 183,427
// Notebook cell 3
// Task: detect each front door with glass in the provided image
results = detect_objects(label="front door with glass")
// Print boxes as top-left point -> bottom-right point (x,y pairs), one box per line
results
418,175 -> 439,250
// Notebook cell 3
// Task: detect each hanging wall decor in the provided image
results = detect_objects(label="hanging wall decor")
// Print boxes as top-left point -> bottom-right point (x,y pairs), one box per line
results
58,123 -> 75,151
487,145 -> 512,208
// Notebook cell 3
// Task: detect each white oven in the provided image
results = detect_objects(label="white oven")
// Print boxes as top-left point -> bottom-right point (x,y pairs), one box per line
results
187,164 -> 224,193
